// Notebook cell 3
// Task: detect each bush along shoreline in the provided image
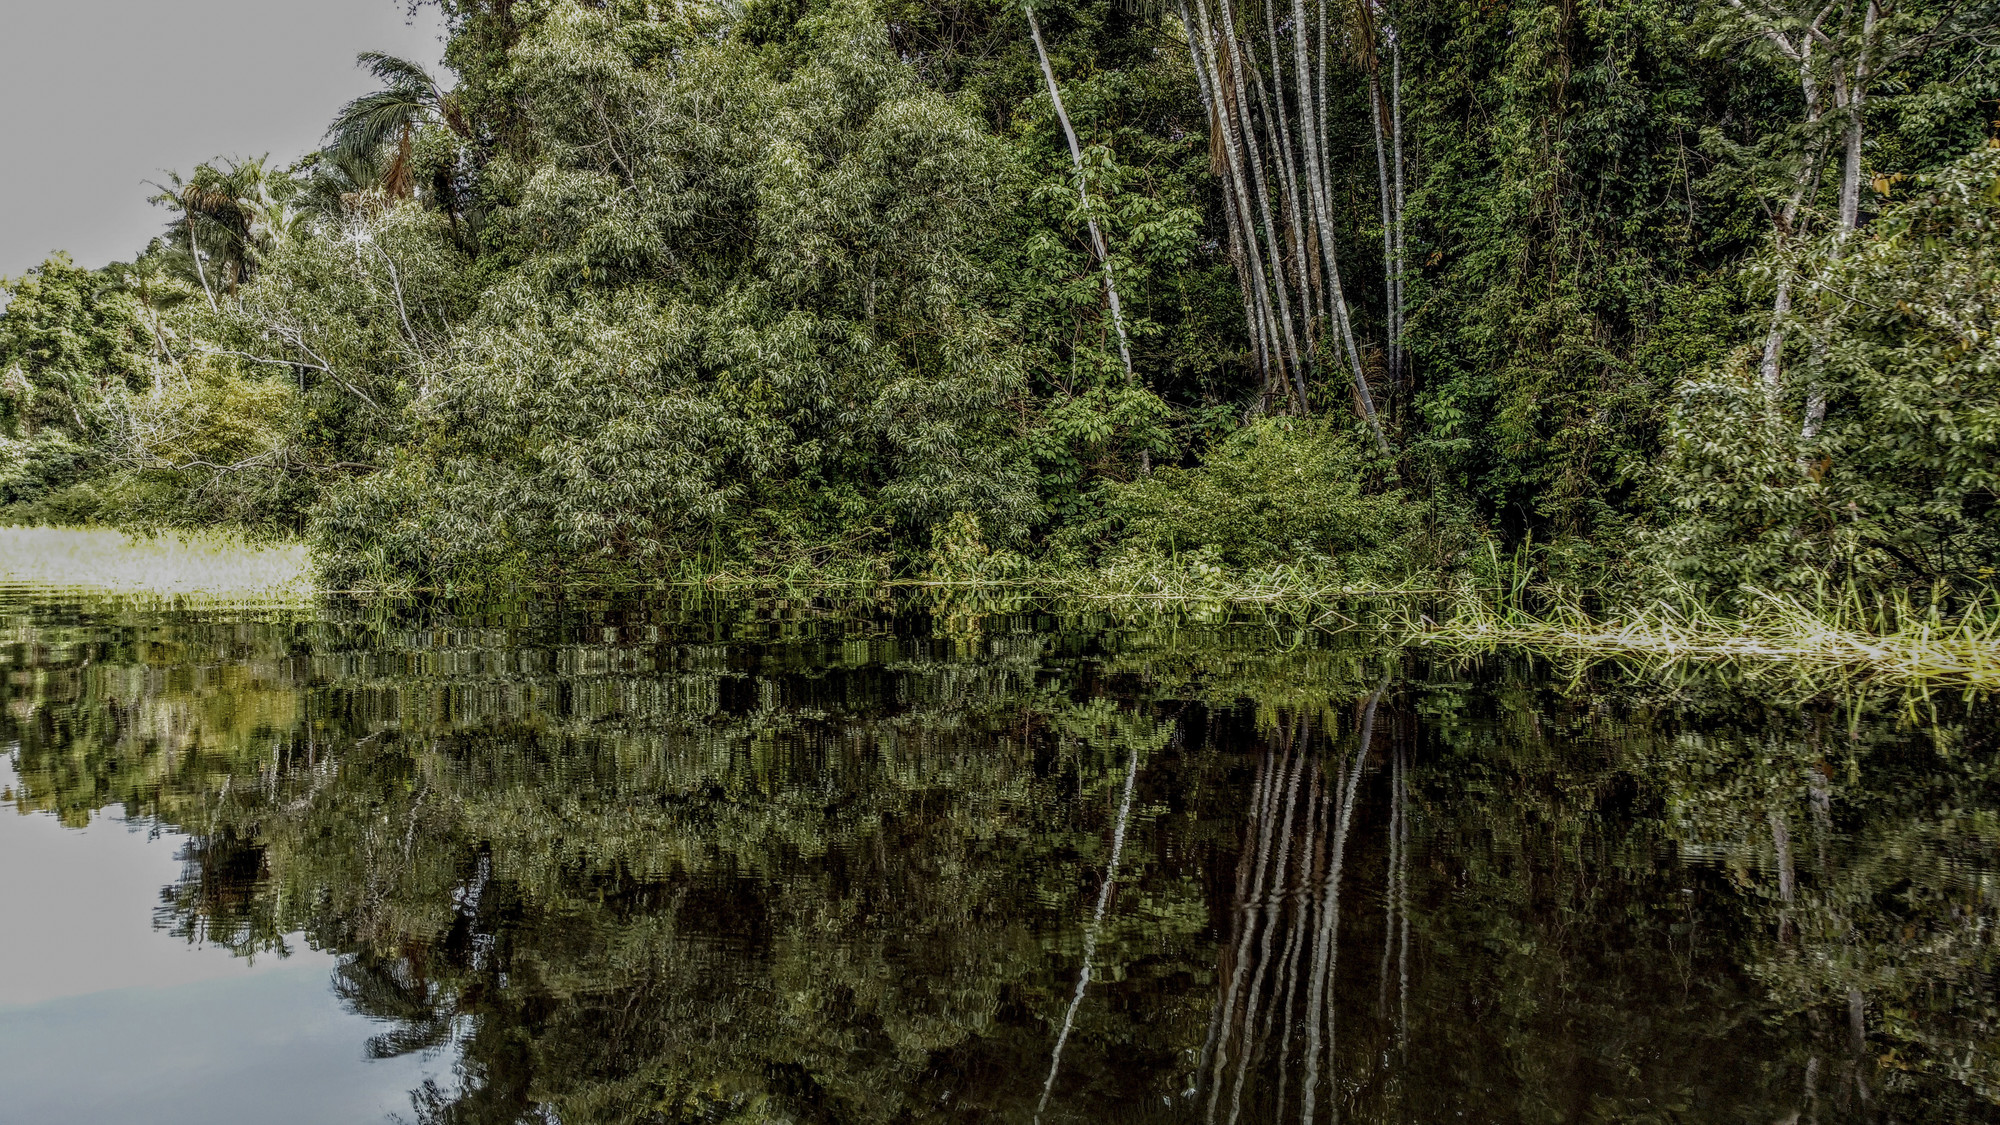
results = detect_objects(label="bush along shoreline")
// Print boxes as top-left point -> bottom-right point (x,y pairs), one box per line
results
2,0 -> 1995,677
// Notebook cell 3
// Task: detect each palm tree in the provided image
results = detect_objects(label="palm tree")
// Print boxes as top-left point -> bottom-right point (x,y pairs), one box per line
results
149,156 -> 279,310
326,52 -> 464,206
294,150 -> 388,219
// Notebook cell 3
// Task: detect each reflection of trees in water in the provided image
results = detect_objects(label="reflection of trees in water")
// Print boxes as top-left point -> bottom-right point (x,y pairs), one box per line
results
1195,688 -> 1405,1125
1187,678 -> 2000,1124
1651,712 -> 2000,1118
3,595 -> 1999,1121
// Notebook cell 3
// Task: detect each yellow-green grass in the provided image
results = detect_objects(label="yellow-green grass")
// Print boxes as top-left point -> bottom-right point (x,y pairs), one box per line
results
0,526 -> 313,601
1411,584 -> 2000,688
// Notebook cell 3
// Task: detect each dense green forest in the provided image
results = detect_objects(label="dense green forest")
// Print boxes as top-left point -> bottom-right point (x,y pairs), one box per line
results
1,0 -> 1995,599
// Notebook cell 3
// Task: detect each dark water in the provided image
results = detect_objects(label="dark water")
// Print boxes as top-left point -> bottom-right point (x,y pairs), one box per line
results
1,589 -> 1995,1124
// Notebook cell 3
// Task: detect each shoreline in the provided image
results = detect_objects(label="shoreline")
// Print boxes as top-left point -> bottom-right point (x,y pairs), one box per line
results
3,525 -> 1994,686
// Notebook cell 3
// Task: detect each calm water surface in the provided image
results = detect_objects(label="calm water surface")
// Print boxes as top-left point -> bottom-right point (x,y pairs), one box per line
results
1,588 -> 1994,1123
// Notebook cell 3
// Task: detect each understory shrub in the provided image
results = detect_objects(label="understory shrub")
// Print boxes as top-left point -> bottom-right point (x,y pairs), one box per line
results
1103,418 -> 1416,578
1646,148 -> 2000,603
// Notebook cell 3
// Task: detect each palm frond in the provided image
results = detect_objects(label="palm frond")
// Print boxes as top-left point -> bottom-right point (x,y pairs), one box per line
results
356,50 -> 441,99
327,88 -> 429,165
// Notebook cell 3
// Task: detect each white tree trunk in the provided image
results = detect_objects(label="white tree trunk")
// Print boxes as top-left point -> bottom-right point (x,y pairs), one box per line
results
1391,34 -> 1407,394
1803,0 -> 1879,440
1026,5 -> 1134,382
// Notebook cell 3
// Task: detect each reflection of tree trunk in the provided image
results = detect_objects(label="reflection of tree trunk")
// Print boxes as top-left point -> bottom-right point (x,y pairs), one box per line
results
1804,1054 -> 1821,1125
1847,988 -> 1871,1114
1206,733 -> 1289,1120
1035,741 -> 1144,1122
1270,766 -> 1322,1124
1395,734 -> 1410,1055
1302,684 -> 1384,1123
1770,809 -> 1794,902
1771,807 -> 1796,943
1376,728 -> 1412,1062
1378,729 -> 1401,1017
1200,691 -> 1408,1120
1809,767 -> 1831,879
1226,718 -> 1309,1125
1199,739 -> 1274,1090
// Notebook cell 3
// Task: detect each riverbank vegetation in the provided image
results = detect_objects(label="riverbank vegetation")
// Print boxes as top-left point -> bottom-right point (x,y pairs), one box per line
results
2,0 -> 1996,644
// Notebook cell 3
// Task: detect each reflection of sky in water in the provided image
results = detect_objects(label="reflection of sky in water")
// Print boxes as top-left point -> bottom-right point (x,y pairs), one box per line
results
0,756 -> 450,1124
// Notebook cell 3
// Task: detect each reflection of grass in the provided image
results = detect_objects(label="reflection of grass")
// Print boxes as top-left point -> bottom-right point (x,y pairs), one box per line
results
0,526 -> 312,600
1410,581 -> 2000,688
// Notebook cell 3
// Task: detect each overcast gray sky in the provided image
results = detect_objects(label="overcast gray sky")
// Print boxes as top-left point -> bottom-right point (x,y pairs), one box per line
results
0,0 -> 448,279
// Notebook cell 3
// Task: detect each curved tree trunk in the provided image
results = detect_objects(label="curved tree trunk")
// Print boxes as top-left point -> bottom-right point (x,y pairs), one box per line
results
1025,4 -> 1135,384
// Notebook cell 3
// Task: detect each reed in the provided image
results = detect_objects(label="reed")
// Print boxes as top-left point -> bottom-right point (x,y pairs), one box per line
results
1410,576 -> 2000,688
16,520 -> 1978,690
0,526 -> 313,601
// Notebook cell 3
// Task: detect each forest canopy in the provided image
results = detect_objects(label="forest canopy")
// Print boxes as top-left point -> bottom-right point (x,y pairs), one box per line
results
1,0 -> 1995,598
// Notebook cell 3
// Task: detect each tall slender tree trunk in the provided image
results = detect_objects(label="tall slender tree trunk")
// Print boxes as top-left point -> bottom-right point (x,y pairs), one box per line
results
1391,34 -> 1407,399
1026,4 -> 1134,382
1187,0 -> 1285,405
187,225 -> 219,315
1184,2 -> 1277,405
1803,0 -> 1881,441
1183,0 -> 1389,446
1258,0 -> 1319,413
1307,0 -> 1390,451
1758,126 -> 1829,398
1834,3 -> 1877,239
1369,61 -> 1396,396
1200,0 -> 1392,442
1211,0 -> 1314,403
1749,14 -> 1827,404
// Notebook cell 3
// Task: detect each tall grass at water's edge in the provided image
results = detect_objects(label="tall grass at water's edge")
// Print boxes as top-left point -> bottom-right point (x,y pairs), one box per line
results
696,560 -> 2000,688
3,524 -> 1992,687
1407,574 -> 2000,689
0,526 -> 313,601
